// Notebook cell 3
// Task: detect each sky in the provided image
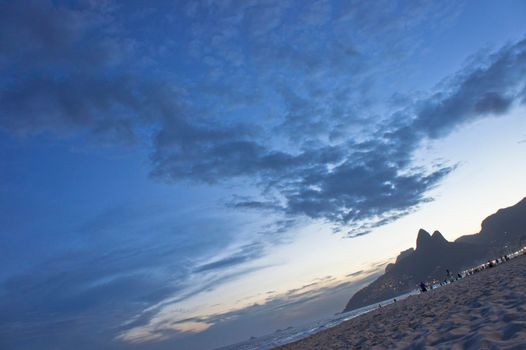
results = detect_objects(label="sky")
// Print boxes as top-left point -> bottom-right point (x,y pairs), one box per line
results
0,0 -> 525,349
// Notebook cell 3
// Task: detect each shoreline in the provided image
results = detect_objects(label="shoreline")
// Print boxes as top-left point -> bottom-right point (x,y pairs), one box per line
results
274,254 -> 526,349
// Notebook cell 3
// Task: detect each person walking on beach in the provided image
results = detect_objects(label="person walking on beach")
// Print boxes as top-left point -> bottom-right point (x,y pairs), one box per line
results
419,282 -> 427,293
446,269 -> 453,282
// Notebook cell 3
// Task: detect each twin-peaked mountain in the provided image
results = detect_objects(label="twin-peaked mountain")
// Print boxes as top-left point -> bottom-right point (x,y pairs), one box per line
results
343,197 -> 526,312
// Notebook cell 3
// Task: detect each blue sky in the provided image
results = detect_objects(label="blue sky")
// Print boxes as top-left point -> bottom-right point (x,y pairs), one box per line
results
1,1 -> 526,349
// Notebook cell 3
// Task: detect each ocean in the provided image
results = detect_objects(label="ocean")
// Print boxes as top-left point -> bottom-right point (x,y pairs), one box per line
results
217,290 -> 418,350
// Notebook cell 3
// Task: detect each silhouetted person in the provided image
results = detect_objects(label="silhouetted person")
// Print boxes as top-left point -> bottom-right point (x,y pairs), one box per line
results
419,282 -> 427,292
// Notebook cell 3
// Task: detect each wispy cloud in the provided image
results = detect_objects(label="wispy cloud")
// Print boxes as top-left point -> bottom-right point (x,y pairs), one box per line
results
0,202 -> 272,349
193,242 -> 265,273
115,260 -> 388,348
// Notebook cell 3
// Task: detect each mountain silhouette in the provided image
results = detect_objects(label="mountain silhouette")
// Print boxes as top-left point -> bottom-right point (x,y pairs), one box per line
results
456,197 -> 526,248
343,196 -> 526,312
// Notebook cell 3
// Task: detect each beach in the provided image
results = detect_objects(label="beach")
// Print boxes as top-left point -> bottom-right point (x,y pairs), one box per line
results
276,255 -> 526,349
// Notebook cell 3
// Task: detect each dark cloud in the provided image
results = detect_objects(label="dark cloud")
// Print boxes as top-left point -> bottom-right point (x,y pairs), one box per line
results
1,1 -> 525,236
220,38 -> 526,232
0,1 -> 160,144
346,270 -> 364,278
1,74 -> 154,143
151,137 -> 296,184
282,151 -> 454,225
228,199 -> 284,211
0,1 -> 105,67
413,38 -> 526,139
194,242 -> 264,273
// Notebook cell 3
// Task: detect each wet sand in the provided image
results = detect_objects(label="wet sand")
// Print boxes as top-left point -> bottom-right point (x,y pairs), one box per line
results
275,255 -> 526,349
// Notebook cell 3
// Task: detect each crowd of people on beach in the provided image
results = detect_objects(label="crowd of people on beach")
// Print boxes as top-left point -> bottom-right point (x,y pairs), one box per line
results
418,248 -> 526,294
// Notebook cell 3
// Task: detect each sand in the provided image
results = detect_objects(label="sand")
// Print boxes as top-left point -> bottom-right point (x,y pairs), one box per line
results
275,255 -> 526,350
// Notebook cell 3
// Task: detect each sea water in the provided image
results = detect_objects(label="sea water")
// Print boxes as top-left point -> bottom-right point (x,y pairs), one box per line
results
219,247 -> 526,349
217,290 -> 418,350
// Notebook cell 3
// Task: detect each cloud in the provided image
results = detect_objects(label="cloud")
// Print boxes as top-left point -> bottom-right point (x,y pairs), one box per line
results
115,262 -> 387,349
0,201 -> 273,350
0,249 -> 269,350
194,242 -> 264,273
210,37 -> 526,233
413,38 -> 526,139
0,250 -> 182,349
1,1 -> 525,237
0,1 -> 161,146
346,270 -> 365,278
227,198 -> 284,211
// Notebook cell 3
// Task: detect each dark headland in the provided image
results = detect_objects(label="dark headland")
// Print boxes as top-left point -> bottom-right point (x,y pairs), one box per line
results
343,196 -> 526,312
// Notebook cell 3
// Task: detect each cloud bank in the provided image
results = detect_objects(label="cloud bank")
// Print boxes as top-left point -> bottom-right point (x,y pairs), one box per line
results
2,1 -> 523,236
